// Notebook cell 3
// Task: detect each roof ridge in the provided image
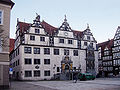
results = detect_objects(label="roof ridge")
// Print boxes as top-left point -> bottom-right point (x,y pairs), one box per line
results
41,20 -> 57,29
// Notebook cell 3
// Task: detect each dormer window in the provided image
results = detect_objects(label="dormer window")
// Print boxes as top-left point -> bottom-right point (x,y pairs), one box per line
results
0,10 -> 3,25
35,29 -> 40,34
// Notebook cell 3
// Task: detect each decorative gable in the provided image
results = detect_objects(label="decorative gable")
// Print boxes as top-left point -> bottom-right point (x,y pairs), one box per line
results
83,25 -> 92,35
57,15 -> 74,38
82,24 -> 97,43
114,26 -> 120,40
31,14 -> 43,28
59,15 -> 72,31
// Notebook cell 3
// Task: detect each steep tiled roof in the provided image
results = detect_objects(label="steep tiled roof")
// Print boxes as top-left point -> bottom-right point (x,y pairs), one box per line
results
0,0 -> 14,8
17,20 -> 84,37
9,38 -> 15,53
41,20 -> 58,35
73,30 -> 83,38
98,39 -> 113,56
98,39 -> 113,49
18,22 -> 31,33
107,39 -> 114,50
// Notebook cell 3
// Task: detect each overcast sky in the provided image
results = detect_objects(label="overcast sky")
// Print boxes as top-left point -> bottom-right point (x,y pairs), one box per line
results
10,0 -> 120,43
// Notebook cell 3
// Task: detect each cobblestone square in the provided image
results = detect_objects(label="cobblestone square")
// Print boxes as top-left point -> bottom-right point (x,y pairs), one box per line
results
7,78 -> 120,90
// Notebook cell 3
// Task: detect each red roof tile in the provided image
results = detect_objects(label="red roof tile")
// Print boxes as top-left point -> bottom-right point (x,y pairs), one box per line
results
17,20 -> 84,37
41,20 -> 58,35
98,39 -> 113,56
9,38 -> 15,53
18,22 -> 31,33
73,30 -> 83,38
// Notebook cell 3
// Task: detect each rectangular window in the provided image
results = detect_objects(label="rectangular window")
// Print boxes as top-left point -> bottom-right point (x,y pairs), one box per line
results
84,42 -> 87,46
13,52 -> 15,58
34,70 -> 40,77
40,37 -> 45,41
64,49 -> 69,55
59,39 -> 64,43
34,59 -> 40,64
87,36 -> 90,40
68,40 -> 73,44
44,48 -> 50,54
57,67 -> 60,72
35,29 -> 40,34
18,48 -> 19,55
73,50 -> 78,56
74,67 -> 76,70
0,10 -> 3,25
34,47 -> 40,54
24,58 -> 32,64
13,62 -> 15,67
16,50 -> 17,56
44,70 -> 50,76
24,47 -> 31,54
25,71 -> 32,77
54,49 -> 59,55
18,59 -> 19,65
30,35 -> 35,40
16,61 -> 17,66
44,59 -> 50,64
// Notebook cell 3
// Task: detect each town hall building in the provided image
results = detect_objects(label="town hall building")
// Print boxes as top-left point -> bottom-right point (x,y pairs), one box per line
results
10,14 -> 98,80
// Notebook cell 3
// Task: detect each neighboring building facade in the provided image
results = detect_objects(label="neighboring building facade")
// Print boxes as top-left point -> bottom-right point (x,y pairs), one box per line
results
10,15 -> 98,80
0,0 -> 14,88
98,26 -> 120,77
112,27 -> 120,75
98,40 -> 113,77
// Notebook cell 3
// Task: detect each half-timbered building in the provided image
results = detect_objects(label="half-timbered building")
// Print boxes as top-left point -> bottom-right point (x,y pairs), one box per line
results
98,39 -> 113,77
98,26 -> 120,77
112,27 -> 120,75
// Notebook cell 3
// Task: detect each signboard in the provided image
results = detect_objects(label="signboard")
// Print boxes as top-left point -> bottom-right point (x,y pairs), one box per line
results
9,68 -> 13,74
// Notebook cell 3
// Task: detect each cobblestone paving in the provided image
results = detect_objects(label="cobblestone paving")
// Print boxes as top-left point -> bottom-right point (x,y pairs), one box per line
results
5,78 -> 120,90
7,81 -> 57,90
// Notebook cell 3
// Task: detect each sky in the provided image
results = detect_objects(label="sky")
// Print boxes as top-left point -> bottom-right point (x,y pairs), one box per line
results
10,0 -> 120,43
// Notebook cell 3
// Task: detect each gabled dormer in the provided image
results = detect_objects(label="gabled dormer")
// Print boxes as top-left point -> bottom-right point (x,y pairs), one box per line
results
59,15 -> 72,31
31,14 -> 43,28
57,15 -> 74,38
29,14 -> 46,35
82,24 -> 96,42
83,24 -> 92,35
81,24 -> 97,50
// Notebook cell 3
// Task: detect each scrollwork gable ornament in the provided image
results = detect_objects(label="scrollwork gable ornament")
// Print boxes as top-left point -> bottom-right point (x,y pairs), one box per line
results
59,15 -> 72,31
32,13 -> 43,28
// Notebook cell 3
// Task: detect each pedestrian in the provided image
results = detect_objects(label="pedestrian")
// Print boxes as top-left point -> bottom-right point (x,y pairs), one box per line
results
73,74 -> 78,83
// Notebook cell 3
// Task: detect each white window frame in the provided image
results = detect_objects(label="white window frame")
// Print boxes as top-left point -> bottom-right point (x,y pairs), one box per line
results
0,10 -> 3,25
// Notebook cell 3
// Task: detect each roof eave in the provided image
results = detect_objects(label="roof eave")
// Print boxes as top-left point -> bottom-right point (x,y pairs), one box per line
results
0,1 -> 15,9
